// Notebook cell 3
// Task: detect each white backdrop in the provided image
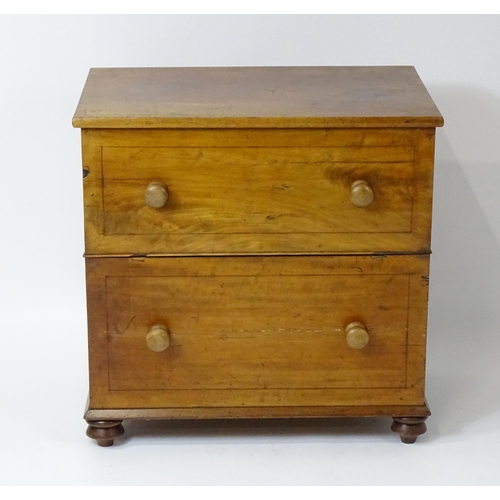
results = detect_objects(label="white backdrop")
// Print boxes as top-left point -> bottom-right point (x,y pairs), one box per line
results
1,15 -> 499,485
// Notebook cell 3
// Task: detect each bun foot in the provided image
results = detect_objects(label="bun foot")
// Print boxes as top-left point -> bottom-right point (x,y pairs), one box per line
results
86,420 -> 124,447
391,416 -> 427,444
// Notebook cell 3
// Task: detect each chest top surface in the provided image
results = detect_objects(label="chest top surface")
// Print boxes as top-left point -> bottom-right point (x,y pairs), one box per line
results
72,66 -> 443,129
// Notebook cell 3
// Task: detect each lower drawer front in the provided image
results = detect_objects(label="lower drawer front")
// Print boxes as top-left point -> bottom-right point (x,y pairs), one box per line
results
86,255 -> 429,409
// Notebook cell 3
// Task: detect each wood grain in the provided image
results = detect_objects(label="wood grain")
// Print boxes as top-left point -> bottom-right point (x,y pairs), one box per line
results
85,254 -> 429,410
102,148 -> 414,236
82,128 -> 435,255
106,274 -> 409,391
76,67 -> 441,441
72,67 -> 444,129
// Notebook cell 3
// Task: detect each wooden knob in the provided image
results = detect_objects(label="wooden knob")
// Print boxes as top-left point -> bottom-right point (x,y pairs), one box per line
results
345,321 -> 370,349
350,180 -> 374,207
146,324 -> 170,352
145,181 -> 169,208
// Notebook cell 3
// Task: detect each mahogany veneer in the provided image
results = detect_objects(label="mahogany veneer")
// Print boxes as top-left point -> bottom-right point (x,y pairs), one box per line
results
73,66 -> 443,445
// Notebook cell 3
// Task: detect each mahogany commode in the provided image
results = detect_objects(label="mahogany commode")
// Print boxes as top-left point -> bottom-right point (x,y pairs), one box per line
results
72,66 -> 443,446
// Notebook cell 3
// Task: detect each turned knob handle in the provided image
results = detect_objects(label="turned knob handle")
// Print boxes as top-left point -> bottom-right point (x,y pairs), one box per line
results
146,324 -> 170,352
345,321 -> 370,349
145,181 -> 169,208
350,180 -> 374,207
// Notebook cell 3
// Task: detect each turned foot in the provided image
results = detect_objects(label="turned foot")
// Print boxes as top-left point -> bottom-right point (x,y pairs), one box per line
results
391,416 -> 427,444
86,420 -> 124,447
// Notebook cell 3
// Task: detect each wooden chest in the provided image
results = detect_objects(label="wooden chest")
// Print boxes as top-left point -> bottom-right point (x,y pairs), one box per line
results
73,66 -> 443,445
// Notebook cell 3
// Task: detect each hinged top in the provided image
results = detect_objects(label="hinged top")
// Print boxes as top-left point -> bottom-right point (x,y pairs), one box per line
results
72,66 -> 443,129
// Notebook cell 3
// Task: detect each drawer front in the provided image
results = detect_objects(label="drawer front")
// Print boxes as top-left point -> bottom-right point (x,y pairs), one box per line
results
86,255 -> 430,409
107,274 -> 408,391
102,147 -> 413,235
82,129 -> 435,255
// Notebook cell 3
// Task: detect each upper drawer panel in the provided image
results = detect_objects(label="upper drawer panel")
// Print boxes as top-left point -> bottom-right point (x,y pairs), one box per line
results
82,128 -> 435,255
103,147 -> 414,236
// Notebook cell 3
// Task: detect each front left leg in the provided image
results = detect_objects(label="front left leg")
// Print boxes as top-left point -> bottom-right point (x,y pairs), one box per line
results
86,420 -> 125,447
